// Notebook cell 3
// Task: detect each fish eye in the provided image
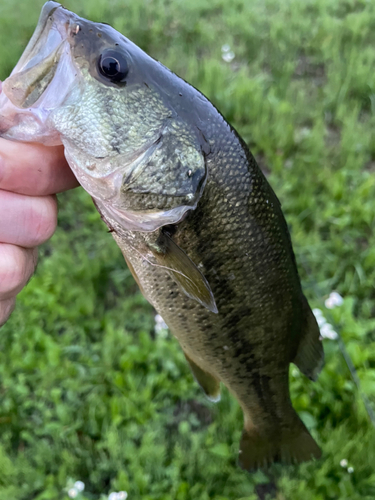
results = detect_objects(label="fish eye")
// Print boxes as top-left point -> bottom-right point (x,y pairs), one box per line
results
98,49 -> 128,83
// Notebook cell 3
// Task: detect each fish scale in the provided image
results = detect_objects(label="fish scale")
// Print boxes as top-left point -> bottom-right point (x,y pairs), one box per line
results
109,118 -> 320,467
0,1 -> 324,470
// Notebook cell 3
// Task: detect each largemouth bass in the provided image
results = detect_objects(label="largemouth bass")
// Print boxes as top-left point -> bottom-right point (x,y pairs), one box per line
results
0,2 -> 324,469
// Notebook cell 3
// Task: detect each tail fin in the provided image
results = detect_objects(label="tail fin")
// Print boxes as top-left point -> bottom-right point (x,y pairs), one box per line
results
293,299 -> 324,381
238,413 -> 321,470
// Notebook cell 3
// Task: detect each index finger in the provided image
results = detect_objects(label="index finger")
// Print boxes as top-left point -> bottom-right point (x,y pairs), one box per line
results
0,138 -> 79,195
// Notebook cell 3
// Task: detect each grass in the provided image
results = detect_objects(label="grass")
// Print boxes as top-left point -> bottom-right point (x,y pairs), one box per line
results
1,0 -> 375,498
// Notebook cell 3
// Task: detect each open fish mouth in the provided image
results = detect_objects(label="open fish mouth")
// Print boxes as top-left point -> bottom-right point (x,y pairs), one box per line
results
0,2 -> 79,143
4,42 -> 64,109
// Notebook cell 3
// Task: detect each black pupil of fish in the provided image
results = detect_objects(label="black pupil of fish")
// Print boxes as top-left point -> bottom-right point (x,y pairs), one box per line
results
102,57 -> 119,76
99,52 -> 128,82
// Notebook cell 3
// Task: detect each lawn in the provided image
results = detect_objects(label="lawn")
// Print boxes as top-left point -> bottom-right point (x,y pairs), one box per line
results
0,0 -> 375,498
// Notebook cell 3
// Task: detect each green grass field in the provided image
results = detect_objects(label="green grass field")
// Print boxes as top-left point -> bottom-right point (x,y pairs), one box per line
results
1,0 -> 375,498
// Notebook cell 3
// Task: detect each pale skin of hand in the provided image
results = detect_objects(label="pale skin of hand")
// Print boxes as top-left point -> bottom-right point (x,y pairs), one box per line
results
0,138 -> 79,326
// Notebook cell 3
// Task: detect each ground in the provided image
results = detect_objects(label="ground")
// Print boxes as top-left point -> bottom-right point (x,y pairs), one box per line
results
0,0 -> 375,499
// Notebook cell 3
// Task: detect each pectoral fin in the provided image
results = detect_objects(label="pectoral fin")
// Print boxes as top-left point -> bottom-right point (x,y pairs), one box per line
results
148,232 -> 218,314
184,352 -> 221,402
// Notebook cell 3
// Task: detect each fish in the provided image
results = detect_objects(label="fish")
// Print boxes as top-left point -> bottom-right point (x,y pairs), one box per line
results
0,1 -> 324,470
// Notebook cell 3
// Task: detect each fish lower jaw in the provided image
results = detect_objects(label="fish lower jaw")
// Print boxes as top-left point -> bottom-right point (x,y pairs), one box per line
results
0,98 -> 62,145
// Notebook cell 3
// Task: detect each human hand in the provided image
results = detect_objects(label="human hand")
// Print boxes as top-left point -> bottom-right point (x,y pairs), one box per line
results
0,139 -> 79,326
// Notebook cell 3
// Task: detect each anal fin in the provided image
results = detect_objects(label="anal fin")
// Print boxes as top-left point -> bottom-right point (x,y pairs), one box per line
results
184,352 -> 221,402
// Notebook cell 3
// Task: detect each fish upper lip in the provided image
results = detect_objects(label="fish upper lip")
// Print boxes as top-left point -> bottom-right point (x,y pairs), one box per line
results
0,2 -> 81,142
1,2 -> 83,111
11,2 -> 86,75
11,2 -> 65,75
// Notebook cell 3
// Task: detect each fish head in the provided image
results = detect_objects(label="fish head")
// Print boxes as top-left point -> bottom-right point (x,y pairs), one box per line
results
0,2 -> 208,231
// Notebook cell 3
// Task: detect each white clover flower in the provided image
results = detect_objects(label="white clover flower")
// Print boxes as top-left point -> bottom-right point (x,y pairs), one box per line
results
340,459 -> 348,468
312,308 -> 326,328
155,314 -> 169,338
312,308 -> 323,318
313,308 -> 338,339
325,291 -> 344,309
108,493 -> 128,500
320,323 -> 338,340
221,44 -> 235,62
74,481 -> 85,492
68,488 -> 78,499
222,51 -> 235,63
348,466 -> 354,473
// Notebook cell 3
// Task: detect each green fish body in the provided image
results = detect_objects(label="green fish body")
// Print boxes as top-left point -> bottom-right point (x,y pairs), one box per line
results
0,1 -> 324,469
